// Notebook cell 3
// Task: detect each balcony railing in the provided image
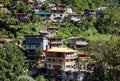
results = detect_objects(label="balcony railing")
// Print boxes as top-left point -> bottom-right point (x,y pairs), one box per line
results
62,75 -> 77,80
64,66 -> 94,73
46,61 -> 63,64
49,41 -> 62,44
76,41 -> 88,45
65,54 -> 78,59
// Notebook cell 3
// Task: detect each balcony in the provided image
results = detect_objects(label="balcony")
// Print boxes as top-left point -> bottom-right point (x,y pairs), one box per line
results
65,53 -> 78,59
46,58 -> 63,65
64,68 -> 79,72
76,41 -> 89,46
62,74 -> 77,80
49,38 -> 63,45
65,61 -> 76,65
47,61 -> 63,65
49,41 -> 62,44
46,52 -> 64,58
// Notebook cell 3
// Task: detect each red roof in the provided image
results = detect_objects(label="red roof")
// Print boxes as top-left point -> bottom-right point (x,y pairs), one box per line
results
79,56 -> 89,61
49,5 -> 66,11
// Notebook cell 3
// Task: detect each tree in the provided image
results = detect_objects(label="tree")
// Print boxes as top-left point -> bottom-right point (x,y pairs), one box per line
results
36,75 -> 46,81
42,1 -> 49,10
17,75 -> 35,81
94,7 -> 120,35
86,36 -> 120,81
0,43 -> 25,81
0,12 -> 19,38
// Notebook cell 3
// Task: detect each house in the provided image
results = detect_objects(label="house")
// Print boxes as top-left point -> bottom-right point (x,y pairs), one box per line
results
34,6 -> 42,13
25,35 -> 49,51
0,39 -> 22,46
76,55 -> 94,81
84,9 -> 96,16
46,47 -> 79,80
45,47 -> 93,81
66,5 -> 73,14
0,2 -> 4,11
25,35 -> 49,57
68,37 -> 89,49
78,55 -> 90,71
16,13 -> 27,22
78,55 -> 94,72
68,14 -> 80,22
48,1 -> 56,7
49,5 -> 66,22
35,11 -> 51,20
95,7 -> 107,15
39,30 -> 49,36
48,37 -> 63,48
0,2 -> 9,12
11,39 -> 22,46
25,32 -> 63,57
47,27 -> 59,36
34,0 -> 47,13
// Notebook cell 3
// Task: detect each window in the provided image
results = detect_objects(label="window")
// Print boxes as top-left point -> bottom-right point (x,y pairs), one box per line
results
59,65 -> 62,68
66,59 -> 69,62
52,59 -> 55,62
47,64 -> 51,68
69,72 -> 71,75
59,59 -> 62,62
53,14 -> 56,16
57,53 -> 63,57
60,11 -> 63,13
36,39 -> 39,43
66,65 -> 70,68
41,15 -> 45,16
53,65 -> 62,69
36,45 -> 39,48
28,45 -> 31,47
48,58 -> 51,62
53,52 -> 57,56
29,39 -> 35,43
53,10 -> 56,13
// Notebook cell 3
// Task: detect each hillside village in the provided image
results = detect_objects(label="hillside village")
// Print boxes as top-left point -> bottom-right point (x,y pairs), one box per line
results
0,0 -> 120,81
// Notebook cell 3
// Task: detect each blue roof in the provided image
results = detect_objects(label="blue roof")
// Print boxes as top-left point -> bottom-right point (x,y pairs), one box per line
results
35,11 -> 51,15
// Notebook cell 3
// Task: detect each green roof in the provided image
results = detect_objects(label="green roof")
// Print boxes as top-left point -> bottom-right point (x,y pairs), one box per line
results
35,12 -> 51,15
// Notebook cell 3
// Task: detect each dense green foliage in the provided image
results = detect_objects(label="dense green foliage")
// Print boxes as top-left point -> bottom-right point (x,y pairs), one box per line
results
0,0 -> 40,39
0,11 -> 40,40
16,23 -> 40,41
85,37 -> 120,81
36,75 -> 46,81
95,7 -> 120,34
0,0 -> 32,13
0,43 -> 25,81
0,0 -> 120,81
57,6 -> 120,43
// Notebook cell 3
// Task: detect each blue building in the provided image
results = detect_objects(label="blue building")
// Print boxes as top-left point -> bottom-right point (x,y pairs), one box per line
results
25,35 -> 49,50
25,35 -> 49,57
25,33 -> 63,57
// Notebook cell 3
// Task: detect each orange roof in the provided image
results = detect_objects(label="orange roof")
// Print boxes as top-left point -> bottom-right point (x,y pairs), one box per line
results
28,0 -> 34,3
79,56 -> 89,61
47,47 -> 78,53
